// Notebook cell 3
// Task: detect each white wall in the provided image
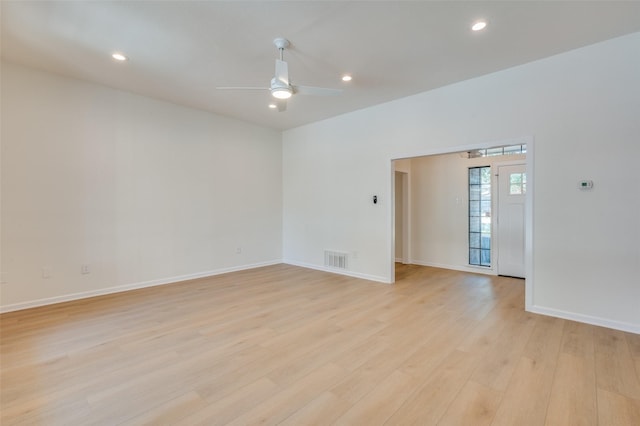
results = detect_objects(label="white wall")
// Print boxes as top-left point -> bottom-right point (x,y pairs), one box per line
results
409,152 -> 525,273
283,33 -> 640,333
1,62 -> 283,311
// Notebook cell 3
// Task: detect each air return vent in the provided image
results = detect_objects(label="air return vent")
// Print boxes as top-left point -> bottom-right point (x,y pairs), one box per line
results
324,250 -> 348,270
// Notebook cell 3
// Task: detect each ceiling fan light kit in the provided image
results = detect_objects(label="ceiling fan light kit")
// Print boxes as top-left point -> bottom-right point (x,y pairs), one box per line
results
271,88 -> 292,99
270,77 -> 292,99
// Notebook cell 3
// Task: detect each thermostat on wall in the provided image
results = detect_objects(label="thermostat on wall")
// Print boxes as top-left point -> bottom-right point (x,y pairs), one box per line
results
578,180 -> 593,190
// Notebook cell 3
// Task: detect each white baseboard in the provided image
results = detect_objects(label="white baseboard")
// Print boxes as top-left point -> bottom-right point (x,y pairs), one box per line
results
283,259 -> 391,284
410,260 -> 496,276
529,305 -> 639,335
0,260 -> 282,314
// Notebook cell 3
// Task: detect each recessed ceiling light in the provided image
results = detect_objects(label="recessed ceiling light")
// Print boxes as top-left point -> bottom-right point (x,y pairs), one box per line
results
112,52 -> 128,61
342,75 -> 352,82
268,103 -> 277,109
472,21 -> 487,31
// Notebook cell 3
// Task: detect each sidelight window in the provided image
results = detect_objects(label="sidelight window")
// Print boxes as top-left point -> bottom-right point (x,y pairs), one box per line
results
469,166 -> 491,267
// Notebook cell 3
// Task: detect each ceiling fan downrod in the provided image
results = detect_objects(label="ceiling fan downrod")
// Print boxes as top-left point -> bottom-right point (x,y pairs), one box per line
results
273,37 -> 290,60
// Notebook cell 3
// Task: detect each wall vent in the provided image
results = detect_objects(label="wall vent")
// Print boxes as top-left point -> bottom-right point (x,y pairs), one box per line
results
324,250 -> 348,270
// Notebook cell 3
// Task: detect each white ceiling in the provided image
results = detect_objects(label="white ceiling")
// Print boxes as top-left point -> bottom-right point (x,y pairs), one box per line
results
2,1 -> 640,130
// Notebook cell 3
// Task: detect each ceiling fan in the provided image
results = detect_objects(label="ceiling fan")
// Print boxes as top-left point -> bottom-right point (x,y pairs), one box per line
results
216,38 -> 343,112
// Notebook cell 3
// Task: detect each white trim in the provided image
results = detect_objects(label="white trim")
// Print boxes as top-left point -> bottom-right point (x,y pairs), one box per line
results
0,260 -> 282,313
388,161 -> 396,283
524,138 -> 535,312
283,259 -> 390,284
410,260 -> 497,276
530,305 -> 639,335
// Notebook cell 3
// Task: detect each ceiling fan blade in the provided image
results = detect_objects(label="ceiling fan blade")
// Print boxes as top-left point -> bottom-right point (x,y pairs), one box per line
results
275,59 -> 289,85
294,85 -> 343,96
216,87 -> 269,90
276,99 -> 287,112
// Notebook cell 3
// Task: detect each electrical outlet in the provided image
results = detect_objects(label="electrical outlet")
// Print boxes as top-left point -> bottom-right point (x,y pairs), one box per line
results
81,264 -> 90,274
236,247 -> 242,254
42,267 -> 51,279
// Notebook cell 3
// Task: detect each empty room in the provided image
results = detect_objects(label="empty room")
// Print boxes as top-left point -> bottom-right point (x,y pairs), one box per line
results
1,1 -> 639,425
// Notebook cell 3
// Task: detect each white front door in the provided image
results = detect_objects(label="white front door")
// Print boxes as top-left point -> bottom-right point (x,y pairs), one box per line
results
497,164 -> 526,278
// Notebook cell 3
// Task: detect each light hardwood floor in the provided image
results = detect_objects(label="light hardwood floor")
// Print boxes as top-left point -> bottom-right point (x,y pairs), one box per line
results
1,264 -> 639,425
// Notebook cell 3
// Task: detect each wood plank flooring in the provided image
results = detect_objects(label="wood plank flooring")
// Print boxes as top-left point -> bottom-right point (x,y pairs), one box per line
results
1,263 -> 639,425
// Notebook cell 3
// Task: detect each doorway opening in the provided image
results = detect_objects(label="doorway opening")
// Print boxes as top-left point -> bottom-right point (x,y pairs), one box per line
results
391,137 -> 533,308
